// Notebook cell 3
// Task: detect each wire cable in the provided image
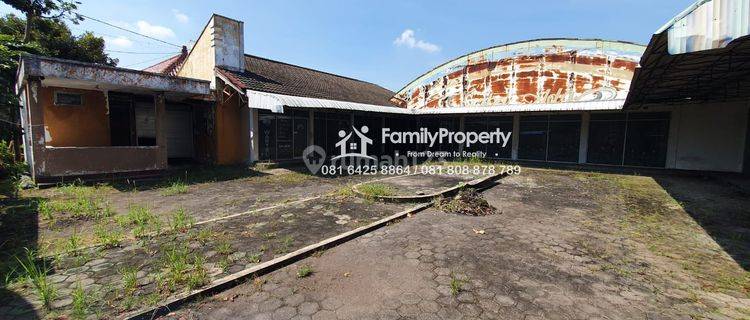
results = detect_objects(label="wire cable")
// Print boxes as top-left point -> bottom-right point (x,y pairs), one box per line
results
77,13 -> 182,48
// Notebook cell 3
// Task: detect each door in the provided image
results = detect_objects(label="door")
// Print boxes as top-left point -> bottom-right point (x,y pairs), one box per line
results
166,107 -> 194,158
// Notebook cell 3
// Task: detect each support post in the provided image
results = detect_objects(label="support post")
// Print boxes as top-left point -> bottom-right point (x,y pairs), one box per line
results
154,93 -> 168,169
511,114 -> 520,160
578,112 -> 590,164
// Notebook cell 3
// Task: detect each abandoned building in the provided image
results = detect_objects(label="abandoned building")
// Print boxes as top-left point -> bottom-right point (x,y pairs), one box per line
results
14,0 -> 750,182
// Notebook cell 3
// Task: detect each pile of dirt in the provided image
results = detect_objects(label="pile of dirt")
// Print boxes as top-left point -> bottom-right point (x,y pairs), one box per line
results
436,189 -> 497,216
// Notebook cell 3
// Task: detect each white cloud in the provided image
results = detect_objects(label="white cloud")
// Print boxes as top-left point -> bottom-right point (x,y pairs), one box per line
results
104,36 -> 133,48
393,29 -> 440,53
172,9 -> 189,23
135,20 -> 176,39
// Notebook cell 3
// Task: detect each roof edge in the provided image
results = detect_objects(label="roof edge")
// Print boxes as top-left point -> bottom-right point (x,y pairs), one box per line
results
394,37 -> 647,96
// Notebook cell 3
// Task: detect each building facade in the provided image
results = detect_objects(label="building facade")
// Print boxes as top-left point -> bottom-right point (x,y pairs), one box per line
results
15,0 -> 750,182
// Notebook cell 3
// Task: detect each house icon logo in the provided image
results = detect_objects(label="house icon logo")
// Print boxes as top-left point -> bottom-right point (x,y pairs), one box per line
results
302,145 -> 326,174
331,126 -> 376,161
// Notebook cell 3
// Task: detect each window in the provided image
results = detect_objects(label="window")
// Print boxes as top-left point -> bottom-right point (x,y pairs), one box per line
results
258,109 -> 310,161
54,92 -> 83,106
586,112 -> 670,167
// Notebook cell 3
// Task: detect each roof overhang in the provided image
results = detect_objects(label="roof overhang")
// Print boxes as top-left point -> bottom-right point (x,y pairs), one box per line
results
16,54 -> 211,99
624,0 -> 750,109
247,90 -> 624,115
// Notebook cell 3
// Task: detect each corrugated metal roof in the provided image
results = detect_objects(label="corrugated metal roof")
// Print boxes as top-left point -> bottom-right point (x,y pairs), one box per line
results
247,90 -> 623,115
662,0 -> 750,54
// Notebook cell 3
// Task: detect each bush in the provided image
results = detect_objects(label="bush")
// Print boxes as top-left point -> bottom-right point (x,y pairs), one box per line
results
0,140 -> 26,198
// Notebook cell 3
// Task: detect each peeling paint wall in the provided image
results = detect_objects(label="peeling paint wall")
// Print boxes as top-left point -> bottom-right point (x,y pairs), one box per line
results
395,39 -> 645,109
40,86 -> 111,147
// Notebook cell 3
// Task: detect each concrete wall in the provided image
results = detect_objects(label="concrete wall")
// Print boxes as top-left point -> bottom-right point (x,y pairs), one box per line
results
178,15 -> 244,86
40,86 -> 110,147
665,101 -> 749,172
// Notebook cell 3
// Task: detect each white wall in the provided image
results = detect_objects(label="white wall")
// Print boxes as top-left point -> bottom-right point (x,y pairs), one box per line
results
666,101 -> 749,172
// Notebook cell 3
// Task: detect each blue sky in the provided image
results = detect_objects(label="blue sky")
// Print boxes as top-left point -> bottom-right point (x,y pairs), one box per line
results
1,0 -> 693,91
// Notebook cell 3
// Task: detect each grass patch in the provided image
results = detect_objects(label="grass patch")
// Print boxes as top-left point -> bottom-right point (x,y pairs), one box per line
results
117,205 -> 159,238
71,283 -> 93,319
169,208 -> 194,233
357,183 -> 396,198
159,243 -> 207,292
161,180 -> 188,196
216,240 -> 233,256
94,223 -> 123,248
119,266 -> 138,294
332,185 -> 355,198
297,265 -> 313,278
15,248 -> 56,310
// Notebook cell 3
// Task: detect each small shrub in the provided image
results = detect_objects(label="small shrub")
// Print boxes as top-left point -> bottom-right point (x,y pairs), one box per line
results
297,265 -> 313,278
162,180 -> 188,196
16,248 -> 56,310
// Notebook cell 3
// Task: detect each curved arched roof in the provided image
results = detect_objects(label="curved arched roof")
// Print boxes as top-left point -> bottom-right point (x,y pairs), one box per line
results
394,38 -> 646,109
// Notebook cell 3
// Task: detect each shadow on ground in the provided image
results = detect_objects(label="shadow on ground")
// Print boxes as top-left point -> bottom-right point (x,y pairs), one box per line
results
654,173 -> 750,271
0,197 -> 41,281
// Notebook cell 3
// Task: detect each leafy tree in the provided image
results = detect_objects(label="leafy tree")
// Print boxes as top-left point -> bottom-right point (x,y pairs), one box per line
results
2,0 -> 81,42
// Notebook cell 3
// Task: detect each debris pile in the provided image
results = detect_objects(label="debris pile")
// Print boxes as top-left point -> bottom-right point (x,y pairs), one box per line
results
435,189 -> 497,216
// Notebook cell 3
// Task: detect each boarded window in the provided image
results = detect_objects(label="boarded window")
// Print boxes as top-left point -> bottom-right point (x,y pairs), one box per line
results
54,92 -> 83,106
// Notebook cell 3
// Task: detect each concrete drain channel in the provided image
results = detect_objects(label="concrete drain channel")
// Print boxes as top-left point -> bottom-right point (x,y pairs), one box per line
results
124,172 -> 505,320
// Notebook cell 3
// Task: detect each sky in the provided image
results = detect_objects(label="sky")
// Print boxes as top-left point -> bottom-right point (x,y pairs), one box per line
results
1,0 -> 694,91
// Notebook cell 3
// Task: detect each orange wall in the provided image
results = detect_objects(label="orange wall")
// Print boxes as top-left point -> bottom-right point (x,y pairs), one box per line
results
215,87 -> 249,164
41,87 -> 111,147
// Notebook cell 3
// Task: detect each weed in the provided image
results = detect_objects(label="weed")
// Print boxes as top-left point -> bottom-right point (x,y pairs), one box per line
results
162,180 -> 189,196
187,256 -> 207,290
71,283 -> 89,319
297,265 -> 313,278
449,272 -> 465,296
218,256 -> 231,272
66,230 -> 83,253
119,267 -> 138,294
16,248 -> 56,309
252,276 -> 266,290
275,235 -> 294,254
356,183 -> 395,198
169,209 -> 195,233
247,252 -> 262,263
216,240 -> 233,255
94,224 -> 123,248
262,232 -> 277,240
333,185 -> 355,198
193,229 -> 213,244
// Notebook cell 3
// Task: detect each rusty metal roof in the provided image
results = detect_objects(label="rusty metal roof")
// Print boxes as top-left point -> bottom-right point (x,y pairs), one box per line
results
624,0 -> 750,108
394,38 -> 645,110
143,46 -> 188,76
217,55 -> 398,107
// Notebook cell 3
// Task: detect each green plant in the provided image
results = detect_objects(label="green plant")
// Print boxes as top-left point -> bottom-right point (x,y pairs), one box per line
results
119,266 -> 138,294
66,230 -> 83,253
247,252 -> 262,263
0,140 -> 26,198
169,208 -> 194,233
216,240 -> 233,255
162,180 -> 188,196
94,224 -> 123,248
449,272 -> 465,296
275,235 -> 294,254
186,256 -> 207,290
297,265 -> 313,278
71,283 -> 88,319
15,248 -> 56,309
194,229 -> 213,244
357,183 -> 395,198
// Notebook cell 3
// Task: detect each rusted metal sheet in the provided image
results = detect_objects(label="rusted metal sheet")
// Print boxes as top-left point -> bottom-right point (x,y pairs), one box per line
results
662,0 -> 750,54
394,39 -> 645,110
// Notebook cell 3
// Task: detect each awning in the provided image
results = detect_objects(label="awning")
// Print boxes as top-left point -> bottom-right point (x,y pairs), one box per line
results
247,90 -> 624,115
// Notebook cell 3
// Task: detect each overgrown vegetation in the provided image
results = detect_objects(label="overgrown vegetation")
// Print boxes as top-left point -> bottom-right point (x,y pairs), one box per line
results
435,189 -> 497,216
356,183 -> 396,198
15,248 -> 55,309
0,140 -> 26,198
161,180 -> 188,196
